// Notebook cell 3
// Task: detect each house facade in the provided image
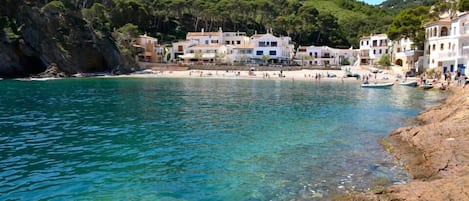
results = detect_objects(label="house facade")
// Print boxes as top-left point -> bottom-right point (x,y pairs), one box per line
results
392,38 -> 422,73
134,34 -> 165,63
422,12 -> 469,75
359,34 -> 391,65
296,46 -> 356,67
171,29 -> 294,65
250,32 -> 295,64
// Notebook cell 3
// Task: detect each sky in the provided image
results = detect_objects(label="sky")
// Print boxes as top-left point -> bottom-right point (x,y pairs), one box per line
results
362,0 -> 386,5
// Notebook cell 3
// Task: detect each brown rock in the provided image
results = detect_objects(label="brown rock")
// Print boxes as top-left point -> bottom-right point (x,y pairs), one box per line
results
346,88 -> 469,200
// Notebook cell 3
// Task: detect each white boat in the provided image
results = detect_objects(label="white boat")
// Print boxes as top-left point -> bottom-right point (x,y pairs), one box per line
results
29,77 -> 62,81
399,80 -> 418,87
420,84 -> 434,89
361,82 -> 394,88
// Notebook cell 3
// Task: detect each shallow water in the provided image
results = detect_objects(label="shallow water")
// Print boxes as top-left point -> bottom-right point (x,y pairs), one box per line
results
0,78 -> 446,200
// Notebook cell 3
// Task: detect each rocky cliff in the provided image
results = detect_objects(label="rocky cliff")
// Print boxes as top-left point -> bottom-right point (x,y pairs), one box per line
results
0,1 -> 136,78
347,87 -> 469,200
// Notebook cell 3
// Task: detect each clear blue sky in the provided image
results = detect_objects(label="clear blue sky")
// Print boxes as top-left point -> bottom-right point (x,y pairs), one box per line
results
362,0 -> 386,5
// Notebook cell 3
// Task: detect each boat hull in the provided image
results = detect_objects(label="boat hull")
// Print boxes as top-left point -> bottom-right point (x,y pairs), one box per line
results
361,83 -> 394,88
399,81 -> 417,87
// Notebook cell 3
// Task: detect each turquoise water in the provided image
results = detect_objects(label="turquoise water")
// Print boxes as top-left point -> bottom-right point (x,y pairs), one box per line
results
0,78 -> 446,200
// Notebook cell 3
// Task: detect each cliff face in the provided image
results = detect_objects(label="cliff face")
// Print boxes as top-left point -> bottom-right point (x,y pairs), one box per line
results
0,2 -> 135,78
348,88 -> 469,200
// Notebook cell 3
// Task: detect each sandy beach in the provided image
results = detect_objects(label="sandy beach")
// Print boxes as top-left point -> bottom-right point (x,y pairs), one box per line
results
117,65 -> 405,85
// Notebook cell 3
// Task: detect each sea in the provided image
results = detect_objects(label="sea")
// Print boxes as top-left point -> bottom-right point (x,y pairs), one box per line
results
0,77 -> 447,200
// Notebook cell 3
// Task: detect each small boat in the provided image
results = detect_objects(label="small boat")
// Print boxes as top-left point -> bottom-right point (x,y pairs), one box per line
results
420,84 -> 434,89
399,80 -> 418,87
361,82 -> 394,88
29,77 -> 62,81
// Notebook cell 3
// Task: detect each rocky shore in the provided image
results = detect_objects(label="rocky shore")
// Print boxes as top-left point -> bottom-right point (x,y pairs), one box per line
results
347,87 -> 469,200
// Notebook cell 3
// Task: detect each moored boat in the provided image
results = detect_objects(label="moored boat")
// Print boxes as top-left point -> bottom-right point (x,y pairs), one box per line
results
361,82 -> 394,88
399,80 -> 418,87
420,84 -> 434,89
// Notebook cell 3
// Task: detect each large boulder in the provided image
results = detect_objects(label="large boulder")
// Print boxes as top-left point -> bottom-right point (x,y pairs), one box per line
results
0,2 -> 136,78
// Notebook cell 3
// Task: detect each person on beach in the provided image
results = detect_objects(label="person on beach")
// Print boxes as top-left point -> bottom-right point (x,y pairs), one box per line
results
463,74 -> 467,88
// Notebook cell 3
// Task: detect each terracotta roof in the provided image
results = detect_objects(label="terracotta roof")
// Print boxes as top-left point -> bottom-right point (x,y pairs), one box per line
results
187,32 -> 220,37
425,18 -> 452,27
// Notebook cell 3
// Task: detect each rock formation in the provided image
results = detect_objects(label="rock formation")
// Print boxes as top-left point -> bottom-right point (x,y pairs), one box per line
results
0,1 -> 136,78
346,87 -> 469,200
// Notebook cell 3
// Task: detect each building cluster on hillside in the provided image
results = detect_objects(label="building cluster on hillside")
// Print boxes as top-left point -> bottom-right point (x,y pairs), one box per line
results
421,12 -> 469,75
134,11 -> 468,75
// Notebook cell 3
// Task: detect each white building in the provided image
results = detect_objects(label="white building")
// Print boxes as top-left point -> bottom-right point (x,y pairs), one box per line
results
170,40 -> 197,62
296,46 -> 356,67
359,34 -> 391,65
422,12 -> 469,75
171,29 -> 294,65
179,44 -> 228,64
250,31 -> 295,64
392,38 -> 422,73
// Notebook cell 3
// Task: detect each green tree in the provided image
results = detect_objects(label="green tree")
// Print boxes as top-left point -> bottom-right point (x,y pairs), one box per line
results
41,1 -> 66,14
194,51 -> 203,63
341,58 -> 351,65
459,0 -> 469,11
82,3 -> 110,34
261,54 -> 270,65
378,54 -> 391,68
298,54 -> 313,66
214,52 -> 226,64
386,6 -> 430,50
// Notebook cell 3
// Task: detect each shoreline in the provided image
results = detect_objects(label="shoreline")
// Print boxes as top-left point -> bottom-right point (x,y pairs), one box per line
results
345,87 -> 469,200
110,66 -> 404,84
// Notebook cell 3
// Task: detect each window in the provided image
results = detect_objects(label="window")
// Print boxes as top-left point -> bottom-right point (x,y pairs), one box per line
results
385,49 -> 388,54
259,42 -> 266,47
247,50 -> 252,54
373,49 -> 376,54
366,41 -> 369,45
178,45 -> 183,52
379,49 -> 382,54
441,27 -> 448,36
237,41 -> 241,44
271,42 -> 278,47
373,40 -> 377,47
397,48 -> 401,52
205,40 -> 209,44
256,51 -> 263,55
432,44 -> 436,51
440,43 -> 444,50
269,51 -> 276,56
226,41 -> 230,45
211,40 -> 218,44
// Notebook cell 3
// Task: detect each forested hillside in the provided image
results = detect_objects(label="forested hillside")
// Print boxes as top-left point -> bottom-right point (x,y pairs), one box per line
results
1,0 -> 398,48
381,0 -> 437,10
2,0 -> 455,77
